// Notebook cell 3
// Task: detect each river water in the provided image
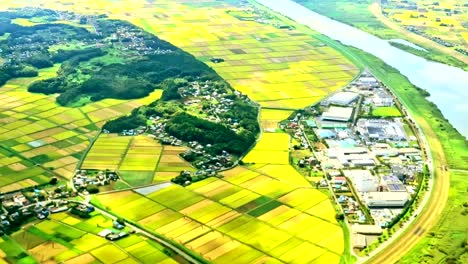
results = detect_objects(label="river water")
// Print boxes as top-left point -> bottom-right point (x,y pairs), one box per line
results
256,0 -> 468,137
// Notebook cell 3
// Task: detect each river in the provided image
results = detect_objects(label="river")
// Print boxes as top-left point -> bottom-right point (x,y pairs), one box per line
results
256,0 -> 468,137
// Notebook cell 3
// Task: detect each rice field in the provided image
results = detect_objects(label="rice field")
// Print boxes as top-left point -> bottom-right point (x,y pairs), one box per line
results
1,0 -> 358,110
260,108 -> 293,132
0,63 -> 162,193
0,0 -> 356,262
6,211 -> 179,264
384,0 -> 468,50
243,133 -> 290,164
96,165 -> 344,263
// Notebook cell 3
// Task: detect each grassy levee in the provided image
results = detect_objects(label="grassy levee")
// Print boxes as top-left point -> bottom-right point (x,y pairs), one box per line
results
401,170 -> 468,263
89,196 -> 209,264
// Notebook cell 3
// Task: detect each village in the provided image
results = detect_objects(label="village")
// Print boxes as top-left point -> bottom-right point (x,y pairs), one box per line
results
0,169 -> 137,243
106,78 -> 257,184
0,8 -> 171,69
283,71 -> 428,251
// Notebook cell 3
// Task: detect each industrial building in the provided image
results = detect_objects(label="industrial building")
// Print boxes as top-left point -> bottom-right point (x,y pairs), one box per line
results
344,170 -> 378,192
322,106 -> 354,122
364,192 -> 409,208
357,119 -> 407,141
326,92 -> 360,106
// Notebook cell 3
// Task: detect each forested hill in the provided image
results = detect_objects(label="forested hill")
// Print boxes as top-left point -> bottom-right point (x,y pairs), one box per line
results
0,8 -> 222,105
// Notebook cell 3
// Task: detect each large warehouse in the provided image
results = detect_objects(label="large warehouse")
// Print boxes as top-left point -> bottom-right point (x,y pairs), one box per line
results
326,92 -> 360,106
322,106 -> 354,122
364,192 -> 409,208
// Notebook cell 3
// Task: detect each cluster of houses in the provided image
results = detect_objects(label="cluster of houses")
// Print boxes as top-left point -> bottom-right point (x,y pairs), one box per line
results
0,184 -> 81,235
109,25 -> 173,56
140,80 -> 251,172
97,219 -> 131,241
72,170 -> 118,193
284,71 -> 426,251
229,3 -> 294,30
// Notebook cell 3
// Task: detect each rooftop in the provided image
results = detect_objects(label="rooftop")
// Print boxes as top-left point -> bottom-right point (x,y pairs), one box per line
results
327,92 -> 359,106
322,106 -> 354,122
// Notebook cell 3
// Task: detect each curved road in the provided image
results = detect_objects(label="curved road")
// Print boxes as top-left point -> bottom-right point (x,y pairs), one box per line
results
366,118 -> 450,263
76,199 -> 202,264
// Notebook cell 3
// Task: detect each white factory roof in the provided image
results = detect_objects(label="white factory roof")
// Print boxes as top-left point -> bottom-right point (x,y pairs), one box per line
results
352,224 -> 383,235
322,106 -> 354,122
327,92 -> 359,106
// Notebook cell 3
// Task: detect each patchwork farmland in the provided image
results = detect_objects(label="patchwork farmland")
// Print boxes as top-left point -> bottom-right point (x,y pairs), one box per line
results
0,210 -> 180,263
96,166 -> 343,264
0,0 -> 361,263
0,66 -> 161,193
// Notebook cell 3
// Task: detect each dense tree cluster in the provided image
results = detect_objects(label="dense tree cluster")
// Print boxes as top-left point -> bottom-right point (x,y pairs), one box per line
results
102,109 -> 146,133
165,113 -> 254,155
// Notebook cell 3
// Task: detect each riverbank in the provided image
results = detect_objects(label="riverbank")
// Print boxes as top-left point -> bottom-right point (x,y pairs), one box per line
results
293,0 -> 468,70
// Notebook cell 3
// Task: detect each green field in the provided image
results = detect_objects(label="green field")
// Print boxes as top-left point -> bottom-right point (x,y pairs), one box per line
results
2,211 -> 179,264
372,106 -> 402,117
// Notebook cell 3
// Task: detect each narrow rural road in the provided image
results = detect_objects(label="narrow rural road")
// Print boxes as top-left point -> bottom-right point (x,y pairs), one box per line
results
78,199 -> 202,264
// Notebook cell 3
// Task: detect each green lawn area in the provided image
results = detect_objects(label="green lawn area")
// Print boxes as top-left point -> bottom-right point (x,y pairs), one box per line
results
372,106 -> 402,117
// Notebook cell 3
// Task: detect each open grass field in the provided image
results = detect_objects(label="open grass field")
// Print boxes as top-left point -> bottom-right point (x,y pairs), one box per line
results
400,170 -> 468,263
372,106 -> 402,117
5,211 -> 179,264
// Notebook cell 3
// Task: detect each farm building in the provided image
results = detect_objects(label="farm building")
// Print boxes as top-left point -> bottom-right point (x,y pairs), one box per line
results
322,106 -> 354,122
364,192 -> 409,208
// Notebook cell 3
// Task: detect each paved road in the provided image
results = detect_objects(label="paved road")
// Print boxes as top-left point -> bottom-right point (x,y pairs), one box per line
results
77,199 -> 202,264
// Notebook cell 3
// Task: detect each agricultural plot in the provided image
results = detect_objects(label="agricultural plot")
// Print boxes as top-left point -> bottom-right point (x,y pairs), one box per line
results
383,0 -> 468,50
14,0 -> 358,109
81,134 -> 131,171
243,133 -> 290,164
8,211 -> 178,264
260,108 -> 293,132
119,136 -> 162,186
96,166 -> 344,263
0,65 -> 162,193
153,146 -> 195,183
